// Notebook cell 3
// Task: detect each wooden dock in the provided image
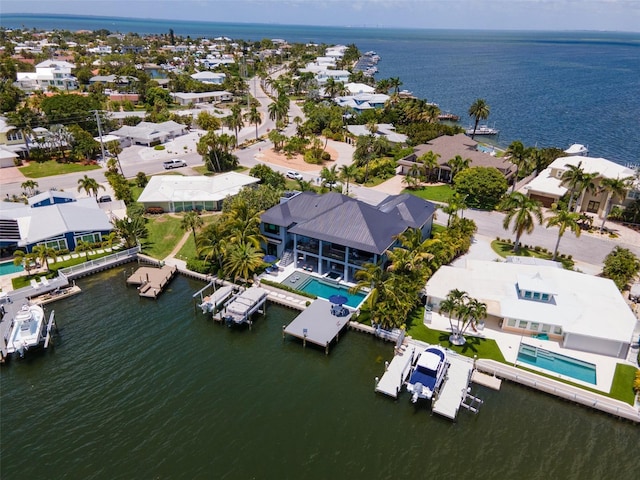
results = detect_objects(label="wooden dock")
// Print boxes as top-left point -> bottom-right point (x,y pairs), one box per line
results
283,299 -> 352,354
375,345 -> 417,398
31,285 -> 81,306
126,265 -> 177,298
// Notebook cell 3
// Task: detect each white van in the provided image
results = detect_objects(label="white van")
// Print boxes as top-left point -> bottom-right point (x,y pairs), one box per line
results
163,159 -> 187,169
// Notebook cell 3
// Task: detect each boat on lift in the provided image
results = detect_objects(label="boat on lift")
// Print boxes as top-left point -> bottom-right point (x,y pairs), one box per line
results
6,304 -> 46,357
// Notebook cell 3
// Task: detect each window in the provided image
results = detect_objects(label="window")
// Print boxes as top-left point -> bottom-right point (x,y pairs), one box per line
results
265,223 -> 279,235
75,233 -> 102,244
533,292 -> 541,300
627,190 -> 640,200
507,319 -> 516,327
518,320 -> 528,329
553,326 -> 563,335
7,130 -> 23,141
530,323 -> 539,331
42,239 -> 67,251
586,201 -> 600,213
541,293 -> 550,302
523,291 -> 532,299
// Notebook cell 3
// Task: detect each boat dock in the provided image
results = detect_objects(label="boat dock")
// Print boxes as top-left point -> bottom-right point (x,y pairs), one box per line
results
126,265 -> 177,298
198,285 -> 235,314
31,285 -> 81,306
375,344 -> 417,398
283,299 -> 352,354
213,286 -> 268,327
431,354 -> 475,420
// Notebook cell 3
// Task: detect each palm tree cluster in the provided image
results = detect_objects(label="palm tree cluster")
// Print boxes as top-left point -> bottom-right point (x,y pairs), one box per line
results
195,197 -> 266,283
350,218 -> 477,330
439,289 -> 488,345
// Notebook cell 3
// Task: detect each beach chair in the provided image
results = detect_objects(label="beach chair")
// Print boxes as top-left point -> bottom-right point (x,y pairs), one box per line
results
30,279 -> 40,289
40,276 -> 50,287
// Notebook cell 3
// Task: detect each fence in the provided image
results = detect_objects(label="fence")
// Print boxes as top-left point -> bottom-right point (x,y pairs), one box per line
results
58,246 -> 141,280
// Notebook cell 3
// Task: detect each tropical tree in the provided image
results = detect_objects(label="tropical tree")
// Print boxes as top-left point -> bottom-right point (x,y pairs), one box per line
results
245,105 -> 262,140
339,163 -> 358,195
74,240 -> 92,260
505,140 -> 530,193
112,215 -> 148,248
499,191 -> 543,253
560,161 -> 600,212
418,151 -> 440,182
21,180 -> 38,197
320,165 -> 340,191
447,155 -> 470,181
603,246 -> 640,291
453,166 -> 508,209
31,244 -> 56,272
77,174 -> 105,198
439,289 -> 468,343
181,210 -> 204,244
106,140 -> 124,176
224,241 -> 265,283
13,250 -> 37,276
468,98 -> 490,140
389,77 -> 403,94
545,205 -> 581,261
197,220 -> 228,272
598,176 -> 633,232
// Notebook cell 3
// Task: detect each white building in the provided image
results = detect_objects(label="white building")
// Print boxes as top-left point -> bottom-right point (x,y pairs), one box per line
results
190,71 -> 226,85
346,124 -> 407,144
109,121 -> 187,147
15,60 -> 78,92
316,70 -> 351,85
425,259 -> 636,359
137,173 -> 259,213
170,91 -> 233,106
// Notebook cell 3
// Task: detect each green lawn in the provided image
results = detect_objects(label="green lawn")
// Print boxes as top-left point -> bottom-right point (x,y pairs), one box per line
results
609,363 -> 638,404
405,307 -> 506,362
19,160 -> 101,178
141,215 -> 185,259
404,184 -> 454,203
491,240 -> 574,269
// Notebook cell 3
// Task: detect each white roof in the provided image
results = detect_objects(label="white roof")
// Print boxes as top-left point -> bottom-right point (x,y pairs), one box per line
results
137,173 -> 259,204
344,82 -> 375,94
426,259 -> 636,344
191,71 -> 226,80
523,167 -> 567,197
548,155 -> 634,179
417,351 -> 442,371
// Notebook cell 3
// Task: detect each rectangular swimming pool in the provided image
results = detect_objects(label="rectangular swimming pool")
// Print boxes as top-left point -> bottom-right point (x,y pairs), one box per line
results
0,260 -> 23,276
517,344 -> 597,384
283,273 -> 366,308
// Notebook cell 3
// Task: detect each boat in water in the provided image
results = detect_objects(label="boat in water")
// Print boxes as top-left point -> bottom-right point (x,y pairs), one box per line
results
406,345 -> 449,403
564,143 -> 589,156
6,304 -> 46,357
465,125 -> 499,136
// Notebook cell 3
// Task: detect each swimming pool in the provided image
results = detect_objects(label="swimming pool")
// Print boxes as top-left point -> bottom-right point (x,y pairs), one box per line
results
0,260 -> 23,276
517,344 -> 597,385
284,273 -> 366,308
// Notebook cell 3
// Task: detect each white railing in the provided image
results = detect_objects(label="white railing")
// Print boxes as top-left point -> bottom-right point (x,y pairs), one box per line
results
59,246 -> 140,278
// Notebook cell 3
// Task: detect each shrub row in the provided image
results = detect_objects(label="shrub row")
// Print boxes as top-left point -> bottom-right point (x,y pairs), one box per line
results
259,279 -> 317,299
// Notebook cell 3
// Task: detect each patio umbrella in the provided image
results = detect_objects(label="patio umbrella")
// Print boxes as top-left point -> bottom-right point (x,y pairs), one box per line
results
328,294 -> 348,305
262,255 -> 277,264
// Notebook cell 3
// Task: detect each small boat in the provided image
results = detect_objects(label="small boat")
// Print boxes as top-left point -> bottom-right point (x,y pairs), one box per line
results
406,345 -> 449,403
564,143 -> 589,156
6,304 -> 46,357
466,125 -> 499,136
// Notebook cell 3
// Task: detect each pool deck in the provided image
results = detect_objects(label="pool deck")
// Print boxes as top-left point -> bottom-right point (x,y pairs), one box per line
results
283,299 -> 352,354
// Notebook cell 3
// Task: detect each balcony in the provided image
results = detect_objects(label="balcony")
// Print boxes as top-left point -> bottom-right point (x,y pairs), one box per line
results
297,242 -> 319,255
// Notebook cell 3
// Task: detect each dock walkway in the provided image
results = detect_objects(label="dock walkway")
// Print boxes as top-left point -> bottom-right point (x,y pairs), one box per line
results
126,265 -> 177,298
375,345 -> 417,398
214,286 -> 268,327
283,299 -> 352,354
432,354 -> 475,420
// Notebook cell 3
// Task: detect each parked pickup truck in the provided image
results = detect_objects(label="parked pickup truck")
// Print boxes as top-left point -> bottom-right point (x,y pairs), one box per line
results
163,159 -> 187,169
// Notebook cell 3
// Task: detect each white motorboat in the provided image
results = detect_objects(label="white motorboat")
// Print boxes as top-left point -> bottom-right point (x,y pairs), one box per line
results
406,345 -> 449,403
466,125 -> 500,136
6,304 -> 46,357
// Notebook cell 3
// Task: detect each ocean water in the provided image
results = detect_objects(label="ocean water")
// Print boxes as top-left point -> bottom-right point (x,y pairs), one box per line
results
3,14 -> 640,166
1,267 -> 639,479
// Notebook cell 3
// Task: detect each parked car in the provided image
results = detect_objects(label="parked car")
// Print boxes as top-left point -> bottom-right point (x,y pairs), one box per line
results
286,170 -> 303,181
163,159 -> 187,169
97,195 -> 112,203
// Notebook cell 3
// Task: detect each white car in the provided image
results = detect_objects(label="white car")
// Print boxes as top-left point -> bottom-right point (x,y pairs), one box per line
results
286,171 -> 303,181
163,159 -> 187,169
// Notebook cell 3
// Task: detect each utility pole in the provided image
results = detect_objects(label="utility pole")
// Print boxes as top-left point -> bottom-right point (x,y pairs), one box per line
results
93,110 -> 106,162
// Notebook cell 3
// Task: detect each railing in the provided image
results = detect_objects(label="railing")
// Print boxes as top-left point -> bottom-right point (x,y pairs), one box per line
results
59,246 -> 140,279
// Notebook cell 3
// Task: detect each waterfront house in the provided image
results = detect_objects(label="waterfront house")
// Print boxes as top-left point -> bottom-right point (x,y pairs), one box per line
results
524,155 -> 637,215
334,92 -> 390,112
346,123 -> 407,144
170,91 -> 233,106
137,173 -> 259,213
190,71 -> 226,85
398,133 -> 516,183
425,259 -> 636,359
315,70 -> 351,85
259,192 -> 436,282
0,191 -> 113,254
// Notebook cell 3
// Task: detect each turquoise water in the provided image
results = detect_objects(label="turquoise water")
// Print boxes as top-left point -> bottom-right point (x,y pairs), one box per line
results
0,261 -> 23,276
298,277 -> 366,308
517,344 -> 597,384
1,267 -> 639,478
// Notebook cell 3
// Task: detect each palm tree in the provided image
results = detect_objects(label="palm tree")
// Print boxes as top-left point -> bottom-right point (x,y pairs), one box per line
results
106,140 -> 124,176
21,180 -> 39,197
13,250 -> 37,276
77,175 -> 105,198
446,155 -> 471,181
320,165 -> 339,191
224,241 -> 264,283
197,220 -> 227,272
560,161 -> 600,212
339,164 -> 358,195
112,216 -> 148,248
74,240 -> 92,260
440,289 -> 468,343
349,261 -> 386,317
245,105 -> 262,140
388,77 -> 403,94
500,192 -> 543,253
418,151 -> 440,182
468,98 -> 490,140
31,244 -> 56,272
506,140 -> 530,193
545,206 -> 582,261
598,176 -> 633,232
181,210 -> 204,244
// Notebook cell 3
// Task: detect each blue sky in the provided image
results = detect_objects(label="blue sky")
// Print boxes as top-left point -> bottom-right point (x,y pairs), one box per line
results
3,0 -> 640,32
